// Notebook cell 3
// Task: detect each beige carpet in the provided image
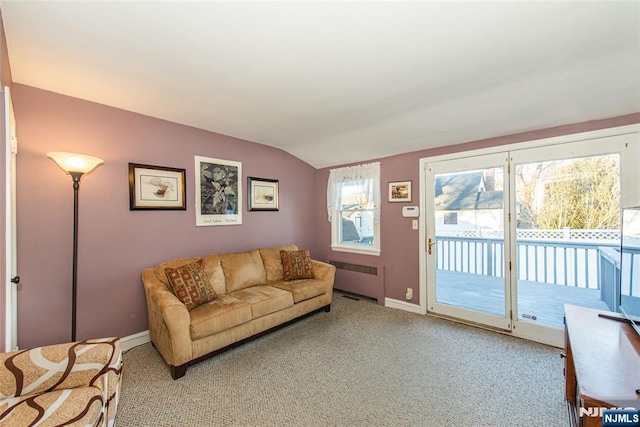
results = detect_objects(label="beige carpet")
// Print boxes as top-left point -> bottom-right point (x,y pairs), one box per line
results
116,293 -> 567,426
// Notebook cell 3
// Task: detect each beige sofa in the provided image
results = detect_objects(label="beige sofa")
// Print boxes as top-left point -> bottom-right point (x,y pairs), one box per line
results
142,244 -> 335,379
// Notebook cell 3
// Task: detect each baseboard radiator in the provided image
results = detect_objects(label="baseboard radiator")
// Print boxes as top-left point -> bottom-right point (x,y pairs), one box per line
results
328,260 -> 383,303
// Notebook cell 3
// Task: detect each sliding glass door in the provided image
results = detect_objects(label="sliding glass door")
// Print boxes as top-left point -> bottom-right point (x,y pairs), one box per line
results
509,138 -> 632,344
424,134 -> 638,346
425,153 -> 512,331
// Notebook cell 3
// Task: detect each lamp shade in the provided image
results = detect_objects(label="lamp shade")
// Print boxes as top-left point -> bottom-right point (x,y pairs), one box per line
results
47,152 -> 104,175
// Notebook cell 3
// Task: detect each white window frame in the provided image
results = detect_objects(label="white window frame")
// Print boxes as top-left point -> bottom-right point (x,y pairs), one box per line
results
327,162 -> 381,256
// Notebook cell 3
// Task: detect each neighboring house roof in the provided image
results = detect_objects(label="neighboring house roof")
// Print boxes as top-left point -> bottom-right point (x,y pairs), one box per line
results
341,217 -> 361,242
435,171 -> 503,210
476,191 -> 503,210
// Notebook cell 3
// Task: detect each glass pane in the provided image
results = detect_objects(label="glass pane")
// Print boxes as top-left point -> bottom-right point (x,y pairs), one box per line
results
339,182 -> 374,246
340,210 -> 374,245
434,167 -> 506,316
515,154 -> 620,328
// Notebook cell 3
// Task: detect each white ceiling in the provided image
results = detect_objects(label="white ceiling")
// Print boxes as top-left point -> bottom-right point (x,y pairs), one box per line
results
1,1 -> 639,168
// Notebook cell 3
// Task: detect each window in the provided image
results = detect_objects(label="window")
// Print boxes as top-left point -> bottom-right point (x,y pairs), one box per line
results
327,162 -> 381,255
444,212 -> 457,225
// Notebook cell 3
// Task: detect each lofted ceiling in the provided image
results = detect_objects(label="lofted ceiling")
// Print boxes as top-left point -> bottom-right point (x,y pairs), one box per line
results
1,1 -> 638,169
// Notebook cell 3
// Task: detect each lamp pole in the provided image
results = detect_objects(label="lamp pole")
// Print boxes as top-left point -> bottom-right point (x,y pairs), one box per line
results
71,172 -> 83,342
47,152 -> 103,343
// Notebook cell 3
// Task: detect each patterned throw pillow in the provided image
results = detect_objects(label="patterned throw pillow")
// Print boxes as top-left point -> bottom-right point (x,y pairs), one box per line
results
165,259 -> 216,310
280,249 -> 315,281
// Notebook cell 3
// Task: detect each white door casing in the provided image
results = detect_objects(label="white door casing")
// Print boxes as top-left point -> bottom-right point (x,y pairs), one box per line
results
4,86 -> 18,352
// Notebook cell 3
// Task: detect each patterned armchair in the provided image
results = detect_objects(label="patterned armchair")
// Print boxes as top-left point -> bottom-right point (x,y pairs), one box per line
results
0,337 -> 122,427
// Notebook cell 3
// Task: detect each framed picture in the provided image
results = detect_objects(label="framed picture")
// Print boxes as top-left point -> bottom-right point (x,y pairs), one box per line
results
195,156 -> 242,226
248,177 -> 279,211
389,180 -> 412,202
128,163 -> 186,210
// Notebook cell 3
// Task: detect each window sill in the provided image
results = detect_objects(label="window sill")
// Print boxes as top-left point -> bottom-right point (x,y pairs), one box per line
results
330,245 -> 381,256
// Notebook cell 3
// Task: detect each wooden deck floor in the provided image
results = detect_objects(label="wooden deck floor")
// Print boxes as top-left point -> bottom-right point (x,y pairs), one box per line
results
436,270 -> 609,329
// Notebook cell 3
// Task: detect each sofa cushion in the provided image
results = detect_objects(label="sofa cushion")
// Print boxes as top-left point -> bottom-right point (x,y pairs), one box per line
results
229,285 -> 294,319
259,244 -> 298,282
271,278 -> 327,303
165,259 -> 217,310
280,249 -> 315,281
220,250 -> 267,292
0,386 -> 103,427
154,254 -> 226,295
189,295 -> 252,340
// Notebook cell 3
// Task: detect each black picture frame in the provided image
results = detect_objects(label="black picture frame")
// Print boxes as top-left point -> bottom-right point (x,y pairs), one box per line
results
128,163 -> 186,210
248,177 -> 279,211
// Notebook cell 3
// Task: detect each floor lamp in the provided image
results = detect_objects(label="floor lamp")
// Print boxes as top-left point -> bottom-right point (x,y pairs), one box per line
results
47,152 -> 104,342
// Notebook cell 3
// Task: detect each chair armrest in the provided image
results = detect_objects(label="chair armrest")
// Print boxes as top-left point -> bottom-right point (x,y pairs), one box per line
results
0,337 -> 121,399
141,268 -> 192,366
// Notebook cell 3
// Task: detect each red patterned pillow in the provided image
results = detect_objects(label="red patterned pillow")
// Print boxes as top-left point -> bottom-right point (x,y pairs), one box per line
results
280,249 -> 315,281
165,259 -> 216,310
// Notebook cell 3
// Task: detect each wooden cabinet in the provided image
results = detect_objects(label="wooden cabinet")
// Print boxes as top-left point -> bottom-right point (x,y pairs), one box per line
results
564,304 -> 640,427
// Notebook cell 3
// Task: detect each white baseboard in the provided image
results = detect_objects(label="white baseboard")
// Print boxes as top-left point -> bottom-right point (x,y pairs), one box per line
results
384,298 -> 426,315
120,330 -> 150,352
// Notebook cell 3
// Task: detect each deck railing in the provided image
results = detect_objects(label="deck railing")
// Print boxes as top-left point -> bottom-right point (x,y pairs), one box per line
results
435,233 -> 620,290
598,246 -> 620,310
598,243 -> 640,310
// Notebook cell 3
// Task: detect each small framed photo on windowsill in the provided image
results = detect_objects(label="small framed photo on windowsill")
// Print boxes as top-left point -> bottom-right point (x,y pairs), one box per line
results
248,177 -> 279,211
388,180 -> 411,202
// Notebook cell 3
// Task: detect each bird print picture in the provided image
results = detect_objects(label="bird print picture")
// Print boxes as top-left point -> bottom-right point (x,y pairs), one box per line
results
128,163 -> 186,210
142,175 -> 177,200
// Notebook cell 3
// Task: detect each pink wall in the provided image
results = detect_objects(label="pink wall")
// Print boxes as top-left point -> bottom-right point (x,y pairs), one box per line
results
10,80 -> 640,349
12,84 -> 319,349
0,9 -> 13,351
314,113 -> 640,304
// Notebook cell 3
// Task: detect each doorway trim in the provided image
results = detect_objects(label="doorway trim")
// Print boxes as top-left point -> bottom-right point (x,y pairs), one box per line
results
4,86 -> 18,352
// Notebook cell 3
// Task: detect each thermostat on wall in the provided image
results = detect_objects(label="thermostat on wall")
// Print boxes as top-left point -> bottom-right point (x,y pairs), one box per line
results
402,206 -> 419,217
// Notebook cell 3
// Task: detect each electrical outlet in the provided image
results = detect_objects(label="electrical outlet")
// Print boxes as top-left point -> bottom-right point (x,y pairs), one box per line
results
405,287 -> 413,300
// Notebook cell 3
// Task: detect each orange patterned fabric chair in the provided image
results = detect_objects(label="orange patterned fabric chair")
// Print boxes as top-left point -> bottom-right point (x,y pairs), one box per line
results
0,337 -> 122,427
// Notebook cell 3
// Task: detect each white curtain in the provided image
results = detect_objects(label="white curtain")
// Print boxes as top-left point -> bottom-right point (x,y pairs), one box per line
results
327,162 -> 380,223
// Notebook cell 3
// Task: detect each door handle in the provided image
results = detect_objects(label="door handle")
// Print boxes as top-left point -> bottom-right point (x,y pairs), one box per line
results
427,238 -> 437,255
10,276 -> 20,284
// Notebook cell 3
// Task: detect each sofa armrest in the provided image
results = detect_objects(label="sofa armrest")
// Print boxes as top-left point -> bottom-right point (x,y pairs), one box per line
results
0,337 -> 121,399
141,268 -> 192,366
311,260 -> 336,285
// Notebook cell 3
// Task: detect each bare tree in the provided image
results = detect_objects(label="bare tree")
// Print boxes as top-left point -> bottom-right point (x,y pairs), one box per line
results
517,155 -> 619,230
